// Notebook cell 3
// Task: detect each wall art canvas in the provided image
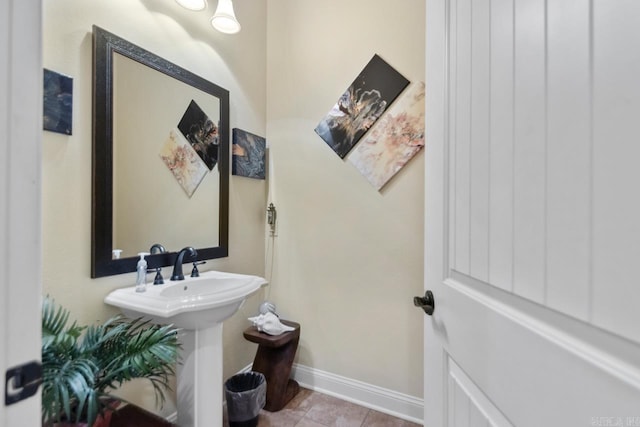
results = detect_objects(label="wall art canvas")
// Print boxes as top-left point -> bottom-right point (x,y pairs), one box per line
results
314,54 -> 410,158
348,82 -> 425,191
159,130 -> 208,197
43,68 -> 73,135
232,128 -> 266,179
177,100 -> 219,170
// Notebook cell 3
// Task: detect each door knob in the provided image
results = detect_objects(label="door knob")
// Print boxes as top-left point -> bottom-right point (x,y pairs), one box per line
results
414,290 -> 435,315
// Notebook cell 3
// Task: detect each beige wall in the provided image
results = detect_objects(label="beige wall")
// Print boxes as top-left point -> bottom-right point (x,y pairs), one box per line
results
42,0 -> 267,415
43,0 -> 424,417
266,0 -> 425,398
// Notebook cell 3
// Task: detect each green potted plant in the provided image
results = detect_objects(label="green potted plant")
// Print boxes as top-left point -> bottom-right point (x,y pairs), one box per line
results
41,296 -> 181,426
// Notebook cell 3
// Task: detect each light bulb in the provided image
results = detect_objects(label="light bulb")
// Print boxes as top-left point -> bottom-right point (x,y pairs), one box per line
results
175,0 -> 207,11
211,0 -> 241,34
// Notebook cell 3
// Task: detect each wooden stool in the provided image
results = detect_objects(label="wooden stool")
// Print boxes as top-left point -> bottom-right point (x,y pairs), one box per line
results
243,320 -> 300,412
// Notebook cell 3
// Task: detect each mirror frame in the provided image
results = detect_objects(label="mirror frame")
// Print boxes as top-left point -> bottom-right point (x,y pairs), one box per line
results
91,25 -> 229,278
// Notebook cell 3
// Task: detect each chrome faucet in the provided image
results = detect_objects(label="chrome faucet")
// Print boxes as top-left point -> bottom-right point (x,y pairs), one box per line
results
171,247 -> 197,281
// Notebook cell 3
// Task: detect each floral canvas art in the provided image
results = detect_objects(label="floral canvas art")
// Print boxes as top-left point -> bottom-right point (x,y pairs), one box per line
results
348,82 -> 425,191
159,130 -> 208,197
314,54 -> 410,158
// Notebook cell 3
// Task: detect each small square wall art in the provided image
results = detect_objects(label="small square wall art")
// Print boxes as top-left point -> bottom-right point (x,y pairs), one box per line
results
43,68 -> 73,135
177,100 -> 219,170
314,54 -> 410,158
348,82 -> 425,191
232,128 -> 266,179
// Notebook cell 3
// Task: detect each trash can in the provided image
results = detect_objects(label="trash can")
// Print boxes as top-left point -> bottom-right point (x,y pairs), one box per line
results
225,371 -> 267,427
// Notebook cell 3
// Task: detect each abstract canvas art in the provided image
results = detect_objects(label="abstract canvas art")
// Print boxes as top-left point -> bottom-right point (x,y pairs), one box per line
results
314,54 -> 410,158
232,128 -> 266,179
348,82 -> 425,191
159,130 -> 208,197
177,100 -> 219,170
43,68 -> 73,135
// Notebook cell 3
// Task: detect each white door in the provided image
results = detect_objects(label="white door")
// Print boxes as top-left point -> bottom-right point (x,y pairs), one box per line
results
424,0 -> 640,426
0,0 -> 43,425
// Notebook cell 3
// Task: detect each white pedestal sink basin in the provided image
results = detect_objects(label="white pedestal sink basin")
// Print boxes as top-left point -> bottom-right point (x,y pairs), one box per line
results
105,270 -> 267,427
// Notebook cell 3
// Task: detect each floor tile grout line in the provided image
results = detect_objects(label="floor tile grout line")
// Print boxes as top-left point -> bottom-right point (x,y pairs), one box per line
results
259,388 -> 416,427
359,408 -> 371,427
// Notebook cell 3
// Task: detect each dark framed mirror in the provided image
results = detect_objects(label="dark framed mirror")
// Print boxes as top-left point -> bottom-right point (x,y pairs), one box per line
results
92,25 -> 229,278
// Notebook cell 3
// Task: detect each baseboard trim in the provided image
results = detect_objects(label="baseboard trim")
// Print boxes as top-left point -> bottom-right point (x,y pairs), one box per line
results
168,364 -> 424,425
291,364 -> 424,425
238,363 -> 253,374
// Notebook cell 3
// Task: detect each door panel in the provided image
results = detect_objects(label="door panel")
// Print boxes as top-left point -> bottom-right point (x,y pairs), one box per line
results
592,0 -> 640,342
447,0 -> 640,345
452,0 -> 471,275
448,358 -> 511,427
469,0 -> 490,283
425,0 -> 640,425
441,275 -> 640,426
511,0 -> 546,304
545,0 -> 591,320
487,0 -> 514,294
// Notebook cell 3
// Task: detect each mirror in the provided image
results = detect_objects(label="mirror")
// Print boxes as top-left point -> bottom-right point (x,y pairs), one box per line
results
92,26 -> 229,278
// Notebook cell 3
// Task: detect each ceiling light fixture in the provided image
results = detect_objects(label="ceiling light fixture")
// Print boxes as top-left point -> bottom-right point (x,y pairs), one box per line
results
175,0 -> 207,11
210,0 -> 241,34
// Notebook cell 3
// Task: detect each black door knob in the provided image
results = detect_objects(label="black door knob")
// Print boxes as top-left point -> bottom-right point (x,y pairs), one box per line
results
413,290 -> 435,315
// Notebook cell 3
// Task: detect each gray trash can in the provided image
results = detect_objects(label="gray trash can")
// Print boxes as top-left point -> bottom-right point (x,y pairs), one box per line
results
225,371 -> 267,427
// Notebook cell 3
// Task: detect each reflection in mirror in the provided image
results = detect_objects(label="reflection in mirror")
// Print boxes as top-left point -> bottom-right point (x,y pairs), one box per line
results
112,53 -> 220,256
92,26 -> 229,278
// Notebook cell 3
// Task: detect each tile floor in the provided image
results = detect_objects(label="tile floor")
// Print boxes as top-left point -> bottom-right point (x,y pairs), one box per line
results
224,388 -> 422,427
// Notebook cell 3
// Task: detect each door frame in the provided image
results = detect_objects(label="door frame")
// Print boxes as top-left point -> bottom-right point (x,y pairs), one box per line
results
0,0 -> 43,425
424,0 -> 448,424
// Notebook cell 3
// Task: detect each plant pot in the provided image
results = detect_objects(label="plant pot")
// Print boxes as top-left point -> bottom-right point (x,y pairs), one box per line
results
52,423 -> 89,427
51,400 -> 119,427
52,413 -> 112,427
93,409 -> 114,427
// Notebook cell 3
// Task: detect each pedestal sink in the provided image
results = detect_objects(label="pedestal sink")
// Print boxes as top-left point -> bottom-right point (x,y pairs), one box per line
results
104,270 -> 267,427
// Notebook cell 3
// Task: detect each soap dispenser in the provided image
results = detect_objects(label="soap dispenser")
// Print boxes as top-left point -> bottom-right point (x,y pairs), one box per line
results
135,252 -> 150,292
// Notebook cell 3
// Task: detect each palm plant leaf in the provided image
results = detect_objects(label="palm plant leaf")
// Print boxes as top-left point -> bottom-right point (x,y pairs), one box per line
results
42,295 -> 84,351
41,297 -> 180,425
41,353 -> 96,423
90,319 -> 180,406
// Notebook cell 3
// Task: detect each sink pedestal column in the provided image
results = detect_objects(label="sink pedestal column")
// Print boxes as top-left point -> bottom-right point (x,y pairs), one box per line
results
177,324 -> 223,427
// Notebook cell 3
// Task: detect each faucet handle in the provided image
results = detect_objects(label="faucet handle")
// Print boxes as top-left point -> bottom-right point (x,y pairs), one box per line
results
149,267 -> 164,285
191,261 -> 206,278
